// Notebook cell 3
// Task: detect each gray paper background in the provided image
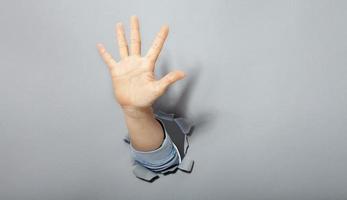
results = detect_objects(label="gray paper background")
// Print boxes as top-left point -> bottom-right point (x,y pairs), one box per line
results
1,0 -> 347,199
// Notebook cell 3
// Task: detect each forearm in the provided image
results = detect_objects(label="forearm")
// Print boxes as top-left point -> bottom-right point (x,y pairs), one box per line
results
122,106 -> 165,152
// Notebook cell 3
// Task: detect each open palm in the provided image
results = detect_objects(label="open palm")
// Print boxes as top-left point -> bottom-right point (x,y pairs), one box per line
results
97,16 -> 185,109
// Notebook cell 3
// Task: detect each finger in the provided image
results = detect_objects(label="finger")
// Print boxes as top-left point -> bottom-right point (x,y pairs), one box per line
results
96,43 -> 117,69
130,15 -> 141,56
146,25 -> 169,64
115,23 -> 129,59
156,70 -> 186,94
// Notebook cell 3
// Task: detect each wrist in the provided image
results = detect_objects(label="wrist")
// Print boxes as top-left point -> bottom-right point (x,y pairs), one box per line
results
121,106 -> 154,119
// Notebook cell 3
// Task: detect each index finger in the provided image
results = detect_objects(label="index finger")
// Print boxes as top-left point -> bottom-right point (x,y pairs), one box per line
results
145,25 -> 169,64
116,23 -> 129,59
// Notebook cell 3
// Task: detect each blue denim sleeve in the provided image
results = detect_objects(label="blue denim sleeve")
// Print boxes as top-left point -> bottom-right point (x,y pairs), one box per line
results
129,118 -> 181,173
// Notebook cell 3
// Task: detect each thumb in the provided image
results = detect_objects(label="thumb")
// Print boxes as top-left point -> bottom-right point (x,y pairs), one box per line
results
156,70 -> 186,94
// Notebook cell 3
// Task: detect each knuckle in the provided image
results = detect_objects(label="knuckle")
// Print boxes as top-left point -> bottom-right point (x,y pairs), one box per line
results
156,33 -> 165,40
152,42 -> 161,50
119,43 -> 128,49
130,38 -> 141,43
146,54 -> 156,62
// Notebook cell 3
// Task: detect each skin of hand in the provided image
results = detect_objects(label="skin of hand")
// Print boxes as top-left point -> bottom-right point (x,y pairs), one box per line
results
97,16 -> 186,151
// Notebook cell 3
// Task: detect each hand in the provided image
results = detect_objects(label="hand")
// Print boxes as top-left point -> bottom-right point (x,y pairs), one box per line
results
97,16 -> 186,110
